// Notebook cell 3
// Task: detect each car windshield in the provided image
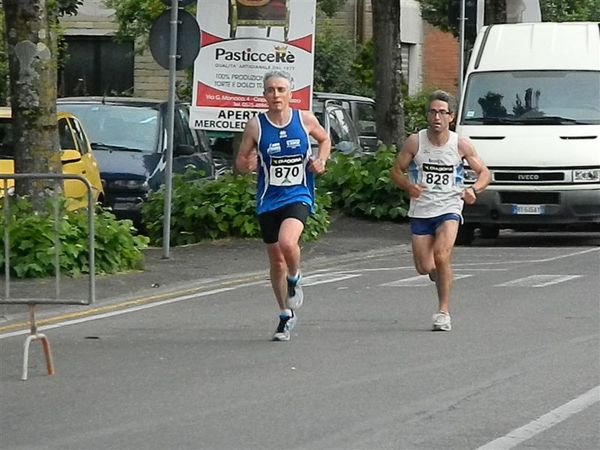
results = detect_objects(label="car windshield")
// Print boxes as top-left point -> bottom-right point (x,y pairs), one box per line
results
461,71 -> 600,125
59,104 -> 160,152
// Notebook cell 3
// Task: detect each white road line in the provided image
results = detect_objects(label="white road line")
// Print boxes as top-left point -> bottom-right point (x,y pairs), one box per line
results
0,286 -> 236,340
477,385 -> 600,450
381,274 -> 472,287
497,275 -> 582,287
303,273 -> 361,286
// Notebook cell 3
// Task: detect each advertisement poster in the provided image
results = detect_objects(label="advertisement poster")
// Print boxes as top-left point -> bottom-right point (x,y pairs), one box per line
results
190,0 -> 317,132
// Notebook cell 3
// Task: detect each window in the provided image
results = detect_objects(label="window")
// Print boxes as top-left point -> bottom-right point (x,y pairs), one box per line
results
58,118 -> 76,150
59,36 -> 134,97
461,71 -> 600,124
69,118 -> 89,155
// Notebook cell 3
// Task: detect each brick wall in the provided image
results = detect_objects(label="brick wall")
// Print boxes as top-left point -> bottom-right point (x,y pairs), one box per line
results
422,24 -> 459,96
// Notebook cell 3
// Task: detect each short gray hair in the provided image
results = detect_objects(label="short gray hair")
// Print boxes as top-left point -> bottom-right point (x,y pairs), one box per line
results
263,70 -> 293,90
428,90 -> 457,113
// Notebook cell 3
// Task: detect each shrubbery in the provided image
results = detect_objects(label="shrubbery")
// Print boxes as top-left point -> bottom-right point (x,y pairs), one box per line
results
141,170 -> 331,246
318,144 -> 409,221
0,197 -> 148,278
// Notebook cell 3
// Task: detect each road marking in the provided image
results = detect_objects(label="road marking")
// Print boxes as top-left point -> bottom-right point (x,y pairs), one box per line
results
303,273 -> 361,286
477,385 -> 600,450
381,274 -> 472,287
0,286 -> 236,340
497,274 -> 582,287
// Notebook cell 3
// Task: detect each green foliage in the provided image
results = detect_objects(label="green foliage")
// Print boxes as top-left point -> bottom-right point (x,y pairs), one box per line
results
141,169 -> 330,246
314,20 -> 361,94
352,39 -> 375,97
103,0 -> 165,42
419,0 -> 600,34
542,0 -> 599,21
0,197 -> 148,278
318,0 -> 348,17
318,145 -> 409,221
403,89 -> 432,135
57,0 -> 84,17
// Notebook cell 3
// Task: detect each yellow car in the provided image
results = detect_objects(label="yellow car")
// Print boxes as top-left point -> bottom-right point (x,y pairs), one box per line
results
0,107 -> 103,210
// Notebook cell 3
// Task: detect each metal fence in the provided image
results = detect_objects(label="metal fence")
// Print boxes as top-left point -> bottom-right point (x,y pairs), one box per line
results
0,173 -> 96,380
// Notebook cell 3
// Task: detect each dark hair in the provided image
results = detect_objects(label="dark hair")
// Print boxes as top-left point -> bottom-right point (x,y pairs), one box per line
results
428,90 -> 457,113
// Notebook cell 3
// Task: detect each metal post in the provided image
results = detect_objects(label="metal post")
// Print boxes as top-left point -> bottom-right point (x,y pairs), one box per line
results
162,0 -> 179,259
458,0 -> 466,99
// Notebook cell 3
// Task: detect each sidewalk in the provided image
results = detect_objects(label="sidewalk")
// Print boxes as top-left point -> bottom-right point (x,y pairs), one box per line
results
0,215 -> 411,327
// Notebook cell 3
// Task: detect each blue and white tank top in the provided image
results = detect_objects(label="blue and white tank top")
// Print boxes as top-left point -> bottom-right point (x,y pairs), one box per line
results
255,109 -> 315,215
407,129 -> 465,218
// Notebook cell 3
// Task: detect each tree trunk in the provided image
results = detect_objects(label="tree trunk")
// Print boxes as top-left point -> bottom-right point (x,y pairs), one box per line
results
371,0 -> 405,148
3,0 -> 62,209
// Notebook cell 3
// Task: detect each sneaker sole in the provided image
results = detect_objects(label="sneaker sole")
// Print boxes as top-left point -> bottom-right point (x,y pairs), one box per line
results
272,333 -> 290,341
432,324 -> 451,331
287,292 -> 303,309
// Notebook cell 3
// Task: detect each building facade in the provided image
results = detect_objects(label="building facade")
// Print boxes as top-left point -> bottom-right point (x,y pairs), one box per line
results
59,0 -> 460,100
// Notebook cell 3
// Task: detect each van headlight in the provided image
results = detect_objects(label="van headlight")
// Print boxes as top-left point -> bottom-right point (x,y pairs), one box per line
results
110,180 -> 150,191
573,169 -> 600,182
463,168 -> 478,182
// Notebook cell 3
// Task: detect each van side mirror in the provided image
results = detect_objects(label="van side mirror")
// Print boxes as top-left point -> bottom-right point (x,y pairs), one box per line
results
175,144 -> 196,156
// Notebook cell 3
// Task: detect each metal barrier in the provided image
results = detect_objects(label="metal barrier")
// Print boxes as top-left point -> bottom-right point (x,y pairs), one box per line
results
0,173 -> 96,380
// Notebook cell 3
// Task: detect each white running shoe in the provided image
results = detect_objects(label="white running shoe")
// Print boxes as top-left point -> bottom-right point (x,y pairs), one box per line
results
272,310 -> 297,341
432,312 -> 452,331
286,273 -> 304,309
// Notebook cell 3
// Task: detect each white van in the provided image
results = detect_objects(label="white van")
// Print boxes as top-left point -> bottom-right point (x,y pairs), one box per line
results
455,22 -> 600,243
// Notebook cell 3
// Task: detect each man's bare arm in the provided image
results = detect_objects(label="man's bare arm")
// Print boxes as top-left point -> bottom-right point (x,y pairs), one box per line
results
390,133 -> 422,198
235,118 -> 259,173
459,137 -> 491,204
301,110 -> 331,174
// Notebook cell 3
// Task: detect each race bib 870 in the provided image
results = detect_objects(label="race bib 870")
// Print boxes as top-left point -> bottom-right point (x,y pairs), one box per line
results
269,155 -> 304,186
421,163 -> 455,192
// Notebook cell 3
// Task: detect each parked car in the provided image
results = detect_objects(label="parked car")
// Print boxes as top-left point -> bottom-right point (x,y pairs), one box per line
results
57,97 -> 216,224
204,94 -> 367,174
313,92 -> 378,152
312,100 -> 364,155
0,107 -> 103,210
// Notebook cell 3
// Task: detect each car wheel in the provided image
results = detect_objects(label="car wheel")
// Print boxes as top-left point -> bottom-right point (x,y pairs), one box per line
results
455,224 -> 475,246
479,225 -> 499,239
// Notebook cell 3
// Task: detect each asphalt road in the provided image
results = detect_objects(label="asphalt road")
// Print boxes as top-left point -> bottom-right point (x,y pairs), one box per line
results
1,228 -> 599,450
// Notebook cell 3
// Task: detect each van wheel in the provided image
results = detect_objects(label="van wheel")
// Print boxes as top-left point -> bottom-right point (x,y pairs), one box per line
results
480,225 -> 499,239
455,224 -> 475,246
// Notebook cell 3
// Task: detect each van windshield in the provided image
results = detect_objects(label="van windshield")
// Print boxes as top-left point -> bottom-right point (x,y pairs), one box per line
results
461,71 -> 600,125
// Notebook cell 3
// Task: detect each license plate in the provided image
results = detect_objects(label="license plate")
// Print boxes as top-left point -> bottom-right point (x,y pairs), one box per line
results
512,204 -> 545,215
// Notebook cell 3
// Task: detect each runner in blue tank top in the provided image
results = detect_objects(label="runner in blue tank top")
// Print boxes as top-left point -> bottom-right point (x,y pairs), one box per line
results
236,70 -> 331,341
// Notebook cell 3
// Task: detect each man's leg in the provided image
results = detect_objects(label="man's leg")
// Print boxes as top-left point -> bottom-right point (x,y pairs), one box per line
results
278,217 -> 304,279
432,219 -> 460,314
266,242 -> 287,309
411,234 -> 436,276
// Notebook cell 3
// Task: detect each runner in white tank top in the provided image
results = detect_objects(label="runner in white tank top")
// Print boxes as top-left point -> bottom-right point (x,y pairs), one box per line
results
408,129 -> 465,219
391,90 -> 491,331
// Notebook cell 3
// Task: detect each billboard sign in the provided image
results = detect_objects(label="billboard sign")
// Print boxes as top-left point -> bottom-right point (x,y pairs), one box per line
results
191,0 -> 317,132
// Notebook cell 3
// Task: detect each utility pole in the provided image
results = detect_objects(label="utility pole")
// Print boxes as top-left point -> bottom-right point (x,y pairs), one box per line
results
458,0 -> 466,99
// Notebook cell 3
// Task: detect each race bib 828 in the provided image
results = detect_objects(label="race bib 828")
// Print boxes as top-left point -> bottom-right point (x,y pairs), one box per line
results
421,163 -> 455,192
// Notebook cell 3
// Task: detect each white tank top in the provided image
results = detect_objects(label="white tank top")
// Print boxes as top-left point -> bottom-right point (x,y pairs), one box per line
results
407,129 -> 465,218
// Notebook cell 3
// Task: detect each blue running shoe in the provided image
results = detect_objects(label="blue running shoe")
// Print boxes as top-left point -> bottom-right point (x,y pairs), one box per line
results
286,273 -> 304,309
